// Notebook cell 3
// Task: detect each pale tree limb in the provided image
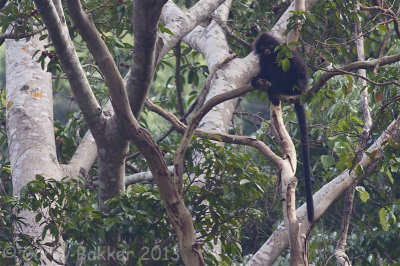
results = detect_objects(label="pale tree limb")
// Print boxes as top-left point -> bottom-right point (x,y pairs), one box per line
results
61,132 -> 97,178
157,0 -> 228,61
174,42 -> 185,117
6,31 -> 65,265
177,0 -> 250,137
248,114 -> 400,266
195,53 -> 237,110
275,0 -> 310,264
270,103 -> 309,266
125,166 -> 174,186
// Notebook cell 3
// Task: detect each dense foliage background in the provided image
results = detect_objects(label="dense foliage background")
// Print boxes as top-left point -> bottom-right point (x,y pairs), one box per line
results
0,0 -> 399,265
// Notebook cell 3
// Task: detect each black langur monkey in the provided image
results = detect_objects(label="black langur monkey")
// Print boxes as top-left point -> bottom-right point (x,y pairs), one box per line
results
251,32 -> 314,222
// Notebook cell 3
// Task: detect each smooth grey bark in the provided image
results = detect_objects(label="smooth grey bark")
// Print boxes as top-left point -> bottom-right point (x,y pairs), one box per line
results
6,33 -> 65,264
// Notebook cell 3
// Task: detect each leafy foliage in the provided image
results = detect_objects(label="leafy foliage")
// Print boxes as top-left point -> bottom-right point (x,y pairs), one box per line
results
1,0 -> 400,265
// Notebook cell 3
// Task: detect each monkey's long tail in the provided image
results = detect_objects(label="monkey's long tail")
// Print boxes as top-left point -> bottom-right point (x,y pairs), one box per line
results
294,103 -> 314,223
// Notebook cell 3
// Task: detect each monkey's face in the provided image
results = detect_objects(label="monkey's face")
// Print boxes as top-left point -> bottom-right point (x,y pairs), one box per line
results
263,49 -> 272,56
256,42 -> 275,57
254,32 -> 280,57
258,44 -> 274,57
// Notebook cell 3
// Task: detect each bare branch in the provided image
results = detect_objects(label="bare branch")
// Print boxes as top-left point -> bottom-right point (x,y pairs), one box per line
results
360,4 -> 400,39
125,166 -> 174,186
212,17 -> 251,49
174,42 -> 185,117
145,98 -> 281,167
0,26 -> 45,44
307,53 -> 400,98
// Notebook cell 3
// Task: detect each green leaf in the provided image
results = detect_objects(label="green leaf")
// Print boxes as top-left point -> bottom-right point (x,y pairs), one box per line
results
281,58 -> 291,72
379,208 -> 389,231
158,22 -> 174,35
320,155 -> 335,168
355,164 -> 363,176
386,169 -> 394,184
54,75 -> 61,91
39,34 -> 48,41
378,24 -> 387,32
355,186 -> 370,202
1,89 -> 6,107
35,213 -> 42,223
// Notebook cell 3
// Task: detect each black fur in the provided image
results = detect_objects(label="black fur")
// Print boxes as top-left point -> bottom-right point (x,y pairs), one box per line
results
252,32 -> 314,223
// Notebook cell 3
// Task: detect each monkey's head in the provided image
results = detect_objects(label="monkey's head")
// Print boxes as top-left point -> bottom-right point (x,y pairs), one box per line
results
253,32 -> 280,57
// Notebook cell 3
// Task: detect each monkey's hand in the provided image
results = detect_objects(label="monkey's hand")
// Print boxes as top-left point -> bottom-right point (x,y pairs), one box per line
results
251,77 -> 271,91
251,76 -> 260,88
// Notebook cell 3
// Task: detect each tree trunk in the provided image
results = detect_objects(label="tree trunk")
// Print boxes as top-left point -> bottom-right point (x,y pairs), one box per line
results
6,34 -> 65,264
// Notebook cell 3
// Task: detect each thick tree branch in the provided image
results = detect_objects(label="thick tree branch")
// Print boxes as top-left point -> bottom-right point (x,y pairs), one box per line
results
270,103 -> 309,266
66,0 -> 132,129
67,1 -> 204,264
158,0 -> 227,61
33,0 -> 106,137
61,131 -> 97,178
126,0 -> 166,118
